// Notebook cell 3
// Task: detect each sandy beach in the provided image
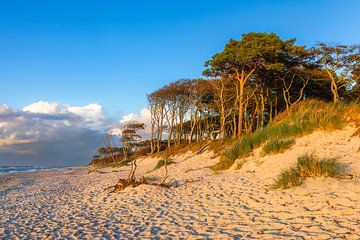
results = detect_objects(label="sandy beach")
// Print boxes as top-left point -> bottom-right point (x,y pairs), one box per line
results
1,127 -> 360,239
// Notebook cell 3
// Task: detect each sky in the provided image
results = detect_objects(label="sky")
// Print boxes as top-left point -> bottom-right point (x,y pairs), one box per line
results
0,0 -> 359,166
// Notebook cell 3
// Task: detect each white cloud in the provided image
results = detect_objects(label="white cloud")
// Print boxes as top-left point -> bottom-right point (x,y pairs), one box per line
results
107,128 -> 122,136
109,108 -> 151,138
120,108 -> 151,125
23,101 -> 63,114
68,103 -> 105,129
22,101 -> 105,130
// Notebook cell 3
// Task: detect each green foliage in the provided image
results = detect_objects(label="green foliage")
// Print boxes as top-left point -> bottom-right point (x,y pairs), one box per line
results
154,158 -> 174,170
204,32 -> 292,77
273,154 -> 345,189
296,154 -> 344,178
261,138 -> 295,156
273,168 -> 303,189
94,157 -> 133,168
215,100 -> 355,171
113,158 -> 134,167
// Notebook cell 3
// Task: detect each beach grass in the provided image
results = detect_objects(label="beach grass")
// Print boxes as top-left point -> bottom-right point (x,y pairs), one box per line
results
154,158 -> 174,170
273,153 -> 345,189
214,100 -> 359,171
261,138 -> 295,156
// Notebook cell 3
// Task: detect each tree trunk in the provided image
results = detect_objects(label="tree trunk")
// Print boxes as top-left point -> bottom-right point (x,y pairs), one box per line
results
237,82 -> 244,137
331,80 -> 339,103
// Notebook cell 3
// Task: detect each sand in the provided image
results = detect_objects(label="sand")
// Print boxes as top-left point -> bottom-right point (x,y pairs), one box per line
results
0,127 -> 360,239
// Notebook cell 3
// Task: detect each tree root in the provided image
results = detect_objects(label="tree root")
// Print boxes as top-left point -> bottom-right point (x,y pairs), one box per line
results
105,177 -> 170,193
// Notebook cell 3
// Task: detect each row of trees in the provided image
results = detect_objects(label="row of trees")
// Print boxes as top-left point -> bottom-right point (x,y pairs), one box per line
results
91,123 -> 146,166
148,32 -> 359,152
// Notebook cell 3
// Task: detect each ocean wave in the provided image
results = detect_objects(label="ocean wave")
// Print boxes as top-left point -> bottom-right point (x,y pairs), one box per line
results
0,166 -> 57,175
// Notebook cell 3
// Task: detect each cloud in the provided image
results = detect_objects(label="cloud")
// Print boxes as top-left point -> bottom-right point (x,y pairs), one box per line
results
0,102 -> 153,167
109,108 -> 151,139
0,102 -> 105,166
23,101 -> 62,114
23,101 -> 105,130
121,108 -> 151,127
67,104 -> 105,129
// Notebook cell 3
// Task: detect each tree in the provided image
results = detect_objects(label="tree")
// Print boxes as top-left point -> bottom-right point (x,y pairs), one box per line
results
312,43 -> 360,102
209,77 -> 235,138
346,64 -> 360,101
103,134 -> 118,163
121,122 -> 145,180
204,32 -> 292,136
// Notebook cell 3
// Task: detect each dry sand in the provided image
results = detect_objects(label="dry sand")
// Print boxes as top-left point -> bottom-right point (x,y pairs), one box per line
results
0,127 -> 360,239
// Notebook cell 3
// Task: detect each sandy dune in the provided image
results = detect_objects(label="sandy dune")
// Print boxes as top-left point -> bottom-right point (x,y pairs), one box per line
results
0,127 -> 360,239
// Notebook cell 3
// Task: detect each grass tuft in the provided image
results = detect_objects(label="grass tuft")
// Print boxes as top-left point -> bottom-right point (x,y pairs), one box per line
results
261,138 -> 295,156
273,153 -> 345,189
144,175 -> 160,183
154,158 -> 174,170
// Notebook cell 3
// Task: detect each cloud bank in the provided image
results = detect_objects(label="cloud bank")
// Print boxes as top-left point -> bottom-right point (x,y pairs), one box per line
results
0,102 -> 105,166
0,101 -> 151,167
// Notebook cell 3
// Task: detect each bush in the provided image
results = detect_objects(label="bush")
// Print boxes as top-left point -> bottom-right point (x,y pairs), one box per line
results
261,138 -> 295,156
215,100 -> 358,171
273,153 -> 345,189
154,158 -> 174,170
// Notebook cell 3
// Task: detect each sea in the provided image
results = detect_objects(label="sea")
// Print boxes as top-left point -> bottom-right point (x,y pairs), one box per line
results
0,166 -> 63,175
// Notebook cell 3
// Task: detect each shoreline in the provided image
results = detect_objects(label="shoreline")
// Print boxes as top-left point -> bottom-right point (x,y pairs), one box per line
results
0,165 -> 85,177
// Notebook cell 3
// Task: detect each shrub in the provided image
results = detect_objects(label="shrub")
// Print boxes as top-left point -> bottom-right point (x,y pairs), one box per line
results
261,138 -> 295,156
154,158 -> 174,170
273,153 -> 345,189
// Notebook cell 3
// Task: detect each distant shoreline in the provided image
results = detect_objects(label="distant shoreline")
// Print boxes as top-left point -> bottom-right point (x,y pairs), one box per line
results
0,165 -> 84,176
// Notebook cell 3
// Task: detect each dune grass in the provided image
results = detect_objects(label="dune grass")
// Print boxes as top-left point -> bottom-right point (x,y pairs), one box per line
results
273,153 -> 345,189
91,157 -> 134,169
261,138 -> 295,156
214,100 -> 360,171
154,158 -> 174,170
144,175 -> 160,183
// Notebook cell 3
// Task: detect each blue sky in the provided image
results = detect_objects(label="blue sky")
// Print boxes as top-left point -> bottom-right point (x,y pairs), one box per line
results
1,0 -> 359,117
0,0 -> 360,166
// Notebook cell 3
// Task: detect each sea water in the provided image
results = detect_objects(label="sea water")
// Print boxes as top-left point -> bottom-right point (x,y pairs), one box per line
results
0,166 -> 58,175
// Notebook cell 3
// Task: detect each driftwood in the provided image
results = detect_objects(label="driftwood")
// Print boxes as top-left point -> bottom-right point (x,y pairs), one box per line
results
105,176 -> 170,193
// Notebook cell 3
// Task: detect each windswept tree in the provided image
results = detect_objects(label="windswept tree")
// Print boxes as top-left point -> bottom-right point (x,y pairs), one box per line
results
121,122 -> 145,180
312,43 -> 360,102
148,89 -> 166,153
103,134 -> 119,163
204,32 -> 298,136
209,77 -> 235,138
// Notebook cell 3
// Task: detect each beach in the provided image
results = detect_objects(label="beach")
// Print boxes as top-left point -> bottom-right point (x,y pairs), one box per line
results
1,2 -> 359,239
1,126 -> 360,240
